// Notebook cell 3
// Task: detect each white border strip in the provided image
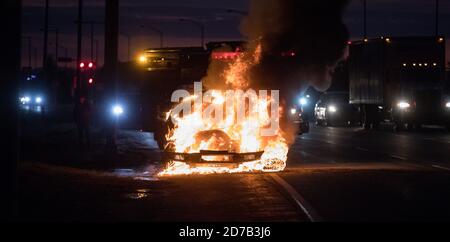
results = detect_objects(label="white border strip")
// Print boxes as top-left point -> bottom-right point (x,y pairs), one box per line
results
270,174 -> 322,222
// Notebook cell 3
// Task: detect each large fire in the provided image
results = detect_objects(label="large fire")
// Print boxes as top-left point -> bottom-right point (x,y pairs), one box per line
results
158,44 -> 289,176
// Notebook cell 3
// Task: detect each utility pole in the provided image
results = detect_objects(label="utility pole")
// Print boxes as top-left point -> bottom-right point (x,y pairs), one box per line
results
435,0 -> 439,36
43,0 -> 49,69
363,0 -> 367,39
90,22 -> 94,61
76,21 -> 103,62
95,39 -> 99,63
22,36 -> 32,68
1,0 -> 21,221
33,47 -> 37,69
104,0 -> 119,152
55,29 -> 58,67
127,35 -> 131,61
76,0 -> 83,98
64,47 -> 68,68
40,28 -> 58,65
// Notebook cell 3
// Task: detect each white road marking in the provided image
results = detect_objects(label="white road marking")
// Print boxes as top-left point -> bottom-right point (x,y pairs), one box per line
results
431,165 -> 450,171
270,174 -> 322,222
390,155 -> 407,161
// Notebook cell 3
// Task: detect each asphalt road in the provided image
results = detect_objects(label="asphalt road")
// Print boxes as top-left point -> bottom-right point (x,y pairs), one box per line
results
281,125 -> 450,221
17,124 -> 450,222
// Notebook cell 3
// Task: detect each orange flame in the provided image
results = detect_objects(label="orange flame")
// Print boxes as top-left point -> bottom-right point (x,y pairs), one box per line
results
158,43 -> 288,176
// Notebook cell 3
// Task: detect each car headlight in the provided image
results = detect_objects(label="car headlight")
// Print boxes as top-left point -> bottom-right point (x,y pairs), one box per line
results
299,98 -> 307,106
328,105 -> 337,113
35,96 -> 42,104
112,104 -> 124,116
397,101 -> 411,109
22,96 -> 31,103
138,55 -> 147,64
446,102 -> 450,109
290,108 -> 297,115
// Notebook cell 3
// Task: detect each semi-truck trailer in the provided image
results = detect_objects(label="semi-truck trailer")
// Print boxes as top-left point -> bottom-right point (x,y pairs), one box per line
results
348,36 -> 449,131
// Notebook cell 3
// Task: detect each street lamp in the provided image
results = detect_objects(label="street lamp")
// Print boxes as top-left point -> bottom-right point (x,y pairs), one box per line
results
140,25 -> 164,48
179,18 -> 205,47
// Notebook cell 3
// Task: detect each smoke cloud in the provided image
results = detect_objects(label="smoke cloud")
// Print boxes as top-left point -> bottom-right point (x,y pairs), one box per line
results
242,0 -> 350,94
203,0 -> 349,98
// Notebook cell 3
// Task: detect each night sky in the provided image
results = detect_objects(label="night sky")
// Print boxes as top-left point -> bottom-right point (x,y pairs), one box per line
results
21,0 -> 450,68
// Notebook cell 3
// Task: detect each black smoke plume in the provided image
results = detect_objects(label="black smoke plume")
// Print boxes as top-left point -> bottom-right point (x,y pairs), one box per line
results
242,0 -> 350,96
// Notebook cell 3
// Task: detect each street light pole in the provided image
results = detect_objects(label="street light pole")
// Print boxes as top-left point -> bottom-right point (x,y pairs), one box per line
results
33,47 -> 37,69
179,19 -> 205,47
435,0 -> 439,36
76,21 -> 103,62
43,0 -> 49,69
51,29 -> 59,67
90,22 -> 94,61
126,35 -> 131,61
41,28 -> 59,66
140,25 -> 164,48
22,36 -> 32,68
76,0 -> 83,98
95,39 -> 99,63
363,0 -> 367,39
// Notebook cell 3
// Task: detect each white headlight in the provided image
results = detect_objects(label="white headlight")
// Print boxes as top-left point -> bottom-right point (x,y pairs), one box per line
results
35,97 -> 42,104
112,105 -> 124,116
328,105 -> 337,113
397,101 -> 410,109
290,108 -> 297,115
446,102 -> 450,108
299,98 -> 307,106
23,96 -> 31,103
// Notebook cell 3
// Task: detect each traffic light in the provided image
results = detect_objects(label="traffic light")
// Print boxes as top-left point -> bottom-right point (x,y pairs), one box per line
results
80,61 -> 96,70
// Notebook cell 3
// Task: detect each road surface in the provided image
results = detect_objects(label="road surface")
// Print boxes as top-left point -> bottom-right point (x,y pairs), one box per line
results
17,125 -> 450,221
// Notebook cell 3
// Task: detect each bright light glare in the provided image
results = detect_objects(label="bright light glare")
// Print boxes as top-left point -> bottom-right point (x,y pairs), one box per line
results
290,108 -> 297,115
328,105 -> 337,113
138,55 -> 147,63
397,101 -> 411,109
446,102 -> 450,108
299,98 -> 307,106
35,97 -> 42,104
112,105 -> 124,116
23,96 -> 31,103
